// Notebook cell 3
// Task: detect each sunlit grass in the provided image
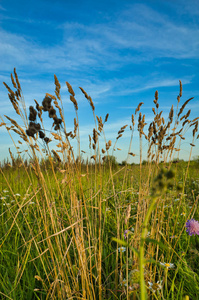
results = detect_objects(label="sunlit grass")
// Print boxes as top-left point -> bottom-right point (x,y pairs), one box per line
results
0,69 -> 199,299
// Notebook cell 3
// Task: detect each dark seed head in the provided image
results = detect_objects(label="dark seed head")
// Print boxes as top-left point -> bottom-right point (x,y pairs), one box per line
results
29,106 -> 37,121
53,116 -> 62,125
34,123 -> 41,131
49,107 -> 56,118
39,131 -> 45,139
42,96 -> 52,111
44,137 -> 50,143
54,124 -> 60,130
26,128 -> 36,137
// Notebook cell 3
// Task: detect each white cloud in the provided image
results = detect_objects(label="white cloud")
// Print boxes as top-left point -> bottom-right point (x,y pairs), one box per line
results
0,3 -> 198,75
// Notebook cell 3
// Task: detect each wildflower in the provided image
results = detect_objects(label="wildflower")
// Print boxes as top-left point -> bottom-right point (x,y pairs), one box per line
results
160,262 -> 175,269
124,230 -> 129,239
3,190 -> 9,193
121,278 -> 127,286
15,194 -> 21,196
124,230 -> 128,239
1,197 -> 6,200
185,219 -> 199,236
129,283 -> 139,290
148,281 -> 162,292
181,212 -> 186,216
170,235 -> 177,239
118,246 -> 126,253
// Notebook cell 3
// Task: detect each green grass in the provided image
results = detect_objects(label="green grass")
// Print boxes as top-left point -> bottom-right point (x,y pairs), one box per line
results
0,70 -> 199,299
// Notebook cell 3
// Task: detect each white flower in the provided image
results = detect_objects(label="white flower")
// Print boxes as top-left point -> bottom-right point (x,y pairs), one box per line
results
1,197 -> 6,200
148,281 -> 162,292
121,278 -> 127,286
15,194 -> 21,196
160,262 -> 175,268
118,247 -> 126,253
3,190 -> 9,193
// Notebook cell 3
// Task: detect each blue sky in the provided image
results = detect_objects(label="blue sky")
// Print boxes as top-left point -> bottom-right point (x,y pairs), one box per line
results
0,0 -> 199,163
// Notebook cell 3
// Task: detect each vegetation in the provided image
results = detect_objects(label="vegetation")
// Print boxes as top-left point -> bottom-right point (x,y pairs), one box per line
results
0,69 -> 199,299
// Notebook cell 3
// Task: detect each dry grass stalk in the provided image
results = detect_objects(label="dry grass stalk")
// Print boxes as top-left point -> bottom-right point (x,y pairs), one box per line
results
4,116 -> 27,140
104,113 -> 109,123
11,73 -> 17,89
116,134 -> 122,140
1,73 -> 198,299
92,128 -> 98,145
135,102 -> 144,114
66,82 -> 75,97
70,95 -> 78,111
96,116 -> 103,132
79,87 -> 95,111
52,150 -> 61,163
125,204 -> 131,225
128,152 -> 136,156
131,114 -> 135,126
178,97 -> 194,117
105,140 -> 112,151
179,80 -> 182,97
14,67 -> 21,92
89,135 -> 91,149
54,75 -> 61,100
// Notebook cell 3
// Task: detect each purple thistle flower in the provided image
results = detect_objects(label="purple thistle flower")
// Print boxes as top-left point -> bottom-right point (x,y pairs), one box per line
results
185,219 -> 199,236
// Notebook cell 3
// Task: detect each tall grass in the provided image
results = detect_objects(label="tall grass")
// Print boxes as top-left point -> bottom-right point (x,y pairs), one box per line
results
0,69 -> 199,299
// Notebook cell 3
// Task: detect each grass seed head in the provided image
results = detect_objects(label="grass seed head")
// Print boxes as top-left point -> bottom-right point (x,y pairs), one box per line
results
29,106 -> 37,121
66,82 -> 75,97
42,96 -> 52,111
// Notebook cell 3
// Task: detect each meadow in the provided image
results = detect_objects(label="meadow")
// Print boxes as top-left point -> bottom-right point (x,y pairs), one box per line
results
0,69 -> 199,300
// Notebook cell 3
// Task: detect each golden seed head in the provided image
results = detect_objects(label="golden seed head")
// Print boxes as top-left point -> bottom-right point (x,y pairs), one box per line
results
105,113 -> 109,123
66,81 -> 75,97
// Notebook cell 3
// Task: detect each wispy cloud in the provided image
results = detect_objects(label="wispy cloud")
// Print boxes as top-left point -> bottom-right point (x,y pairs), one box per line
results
112,77 -> 193,96
1,3 -> 199,75
0,4 -> 6,11
0,0 -> 198,162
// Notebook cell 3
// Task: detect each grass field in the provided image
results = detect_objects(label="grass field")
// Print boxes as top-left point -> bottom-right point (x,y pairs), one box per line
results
0,70 -> 199,299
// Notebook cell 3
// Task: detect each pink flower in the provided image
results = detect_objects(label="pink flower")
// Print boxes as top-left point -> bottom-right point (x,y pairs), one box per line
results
185,219 -> 199,236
